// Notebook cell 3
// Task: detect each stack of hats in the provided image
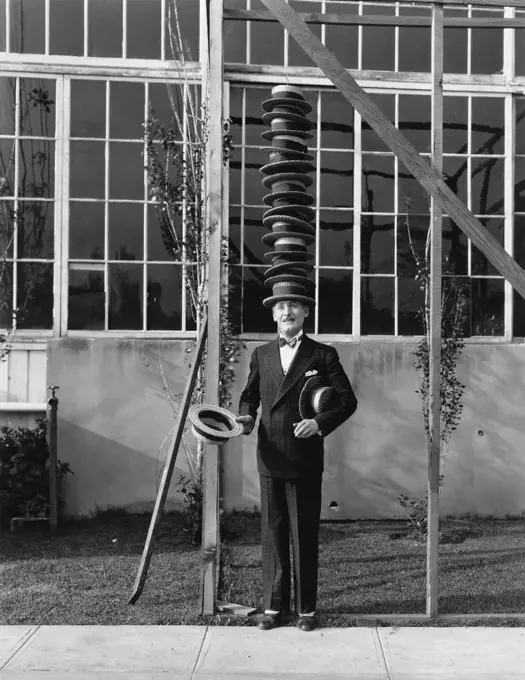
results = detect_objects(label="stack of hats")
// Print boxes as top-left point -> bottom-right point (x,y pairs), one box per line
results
260,85 -> 316,309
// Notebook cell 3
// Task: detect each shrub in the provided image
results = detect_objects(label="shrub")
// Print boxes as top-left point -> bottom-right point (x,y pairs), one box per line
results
0,417 -> 73,527
176,474 -> 203,545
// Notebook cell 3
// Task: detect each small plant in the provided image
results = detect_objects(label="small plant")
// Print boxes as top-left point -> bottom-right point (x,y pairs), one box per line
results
398,493 -> 428,538
176,474 -> 203,545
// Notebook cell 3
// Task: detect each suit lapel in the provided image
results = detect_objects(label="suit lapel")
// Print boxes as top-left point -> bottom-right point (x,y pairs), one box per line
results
272,335 -> 315,411
265,338 -> 284,392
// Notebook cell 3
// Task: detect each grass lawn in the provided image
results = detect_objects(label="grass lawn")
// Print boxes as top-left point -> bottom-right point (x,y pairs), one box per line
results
1,510 -> 524,626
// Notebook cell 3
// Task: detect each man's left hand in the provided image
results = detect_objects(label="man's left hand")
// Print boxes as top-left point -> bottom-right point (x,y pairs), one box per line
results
294,419 -> 320,438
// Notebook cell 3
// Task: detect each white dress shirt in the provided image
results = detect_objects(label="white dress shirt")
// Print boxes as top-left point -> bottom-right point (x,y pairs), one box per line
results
279,331 -> 303,375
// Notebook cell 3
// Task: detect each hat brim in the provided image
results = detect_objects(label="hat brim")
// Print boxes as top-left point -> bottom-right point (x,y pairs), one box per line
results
260,160 -> 315,176
263,191 -> 315,207
262,231 -> 315,247
299,377 -> 339,420
264,249 -> 314,260
263,203 -> 316,221
264,273 -> 314,289
262,110 -> 314,128
263,293 -> 315,309
261,129 -> 313,141
262,172 -> 313,189
262,97 -> 312,114
265,261 -> 314,277
261,146 -> 313,160
189,404 -> 244,445
262,213 -> 315,231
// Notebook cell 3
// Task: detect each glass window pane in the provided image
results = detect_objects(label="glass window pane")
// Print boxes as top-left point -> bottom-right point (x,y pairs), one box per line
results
17,201 -> 54,258
147,203 -> 181,261
320,91 -> 354,150
361,215 -> 394,274
148,83 -> 184,139
108,202 -> 144,261
443,156 -> 468,206
318,269 -> 352,334
361,5 -> 395,71
398,95 -> 431,154
109,142 -> 144,200
471,12 -> 503,76
319,209 -> 352,267
398,159 -> 430,214
0,261 -> 13,327
513,289 -> 525,337
164,0 -> 199,60
245,87 -> 270,146
444,97 -> 468,155
0,78 -> 16,135
110,82 -> 144,140
243,147 -> 265,205
320,151 -> 353,208
0,140 -> 16,197
229,155 -> 242,205
471,278 -> 504,336
442,218 -> 468,275
362,154 -> 395,213
515,157 -> 525,212
398,277 -> 424,336
17,262 -> 53,329
250,22 -> 284,65
49,0 -> 84,56
516,98 -> 525,156
9,0 -> 45,54
88,0 -> 123,58
362,95 -> 395,152
18,140 -> 55,199
127,0 -> 161,59
517,29 -> 525,77
361,276 -> 394,335
242,266 -> 274,333
20,79 -> 56,138
69,202 -> 104,260
71,80 -> 106,138
70,141 -> 105,199
228,206 -> 241,265
146,264 -> 183,330
68,269 -> 105,330
471,218 -> 504,276
471,97 -> 504,156
514,215 -> 525,269
397,214 -> 429,278
108,263 -> 143,329
243,206 -> 265,265
398,16 -> 430,74
443,8 -> 468,75
324,1 -> 358,70
471,158 -> 504,216
229,87 -> 243,147
0,201 -> 15,258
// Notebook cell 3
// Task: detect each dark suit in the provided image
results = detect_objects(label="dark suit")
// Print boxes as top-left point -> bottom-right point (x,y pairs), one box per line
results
238,334 -> 357,613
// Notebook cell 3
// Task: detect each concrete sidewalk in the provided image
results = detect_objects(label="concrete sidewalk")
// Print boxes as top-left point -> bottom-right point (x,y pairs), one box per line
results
1,625 -> 524,679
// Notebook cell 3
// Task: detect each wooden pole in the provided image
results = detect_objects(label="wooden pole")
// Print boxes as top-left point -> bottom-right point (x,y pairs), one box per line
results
259,0 -> 525,301
128,314 -> 208,605
426,4 -> 444,619
46,386 -> 59,534
201,0 -> 224,616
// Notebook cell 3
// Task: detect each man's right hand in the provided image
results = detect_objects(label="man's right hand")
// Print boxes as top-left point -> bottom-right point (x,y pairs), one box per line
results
236,415 -> 254,435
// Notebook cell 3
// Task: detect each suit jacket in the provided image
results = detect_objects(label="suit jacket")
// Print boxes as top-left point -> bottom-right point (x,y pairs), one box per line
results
238,334 -> 358,479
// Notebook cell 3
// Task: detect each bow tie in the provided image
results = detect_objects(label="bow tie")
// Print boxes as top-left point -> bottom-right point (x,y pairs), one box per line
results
279,336 -> 299,349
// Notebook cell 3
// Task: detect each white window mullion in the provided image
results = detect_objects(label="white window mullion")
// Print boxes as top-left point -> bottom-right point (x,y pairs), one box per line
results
12,76 -> 20,327
104,79 -> 110,330
55,75 -> 67,337
160,0 -> 166,61
143,81 -> 149,332
504,6 -> 515,83
6,0 -> 10,53
45,0 -> 50,56
394,93 -> 399,336
353,107 -> 362,339
83,0 -> 88,58
122,0 -> 127,60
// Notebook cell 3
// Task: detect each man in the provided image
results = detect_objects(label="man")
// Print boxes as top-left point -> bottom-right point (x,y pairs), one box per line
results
236,298 -> 357,631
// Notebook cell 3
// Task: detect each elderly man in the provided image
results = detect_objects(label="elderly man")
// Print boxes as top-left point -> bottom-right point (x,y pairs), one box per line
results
237,298 -> 357,631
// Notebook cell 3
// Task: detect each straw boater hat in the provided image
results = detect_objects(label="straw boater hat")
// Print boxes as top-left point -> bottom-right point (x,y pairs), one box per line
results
299,376 -> 340,420
260,84 -> 316,310
188,404 -> 243,446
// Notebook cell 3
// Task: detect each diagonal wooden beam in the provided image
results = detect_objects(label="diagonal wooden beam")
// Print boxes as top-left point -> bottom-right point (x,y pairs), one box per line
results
260,0 -> 525,301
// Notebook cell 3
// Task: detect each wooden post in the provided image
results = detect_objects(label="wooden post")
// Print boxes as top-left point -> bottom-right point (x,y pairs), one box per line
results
258,0 -> 525,299
201,0 -> 224,616
426,4 -> 444,619
46,386 -> 59,534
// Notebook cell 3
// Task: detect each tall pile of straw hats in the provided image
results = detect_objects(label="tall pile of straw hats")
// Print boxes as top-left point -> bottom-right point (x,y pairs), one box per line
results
260,85 -> 316,309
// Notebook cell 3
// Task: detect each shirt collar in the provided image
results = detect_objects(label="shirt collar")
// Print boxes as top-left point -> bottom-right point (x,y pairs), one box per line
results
279,330 -> 304,345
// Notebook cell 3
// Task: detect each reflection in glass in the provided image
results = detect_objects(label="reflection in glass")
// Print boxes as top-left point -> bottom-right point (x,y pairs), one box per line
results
19,140 -> 54,199
362,95 -> 395,152
514,215 -> 525,269
243,148 -> 265,205
514,289 -> 525,337
9,0 -> 45,54
443,156 -> 468,205
109,203 -> 144,261
17,262 -> 53,329
0,140 -> 16,197
361,276 -> 394,335
362,5 -> 395,71
0,78 -> 16,135
361,215 -> 394,274
0,201 -> 15,258
70,141 -> 105,199
515,157 -> 525,212
471,219 -> 504,276
109,143 -> 144,200
398,159 -> 430,214
471,12 -> 503,76
471,158 -> 504,216
398,277 -> 424,336
69,202 -> 104,260
516,98 -> 525,155
318,270 -> 352,334
362,154 -> 395,213
245,88 -> 271,146
228,206 -> 241,265
442,218 -> 468,275
68,269 -> 105,330
127,0 -> 161,59
397,214 -> 429,278
319,210 -> 352,266
88,0 -> 123,58
110,82 -> 145,140
320,91 -> 354,149
49,0 -> 84,56
20,79 -> 55,137
229,157 -> 242,205
229,87 -> 243,146
147,203 -> 181,261
0,262 -> 13,327
242,206 -> 266,265
17,201 -> 54,258
398,96 -> 431,154
71,80 -> 106,138
471,278 -> 504,336
471,98 -> 504,155
250,21 -> 284,65
320,151 -> 353,208
242,267 -> 274,333
147,264 -> 183,330
148,84 -> 183,138
109,263 -> 143,329
443,97 -> 468,155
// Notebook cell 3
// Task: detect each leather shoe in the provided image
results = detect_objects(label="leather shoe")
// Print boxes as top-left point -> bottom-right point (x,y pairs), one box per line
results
296,614 -> 318,632
257,612 -> 282,631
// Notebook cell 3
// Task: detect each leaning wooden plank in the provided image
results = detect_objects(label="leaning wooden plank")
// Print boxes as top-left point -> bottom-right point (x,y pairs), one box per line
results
128,313 -> 208,605
260,0 -> 525,301
427,4 -> 444,620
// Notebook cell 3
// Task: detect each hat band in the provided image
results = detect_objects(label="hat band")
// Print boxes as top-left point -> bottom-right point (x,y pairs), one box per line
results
273,237 -> 306,247
271,85 -> 305,99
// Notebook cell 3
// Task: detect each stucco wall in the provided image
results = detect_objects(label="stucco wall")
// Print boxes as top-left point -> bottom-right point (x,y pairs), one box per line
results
47,338 -> 525,519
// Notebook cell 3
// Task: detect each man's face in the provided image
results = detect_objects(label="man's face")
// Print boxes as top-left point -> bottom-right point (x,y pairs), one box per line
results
272,299 -> 309,338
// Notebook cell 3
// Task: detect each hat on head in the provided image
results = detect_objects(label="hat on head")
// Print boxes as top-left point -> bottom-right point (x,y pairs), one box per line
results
262,280 -> 316,309
188,404 -> 244,446
299,376 -> 340,420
